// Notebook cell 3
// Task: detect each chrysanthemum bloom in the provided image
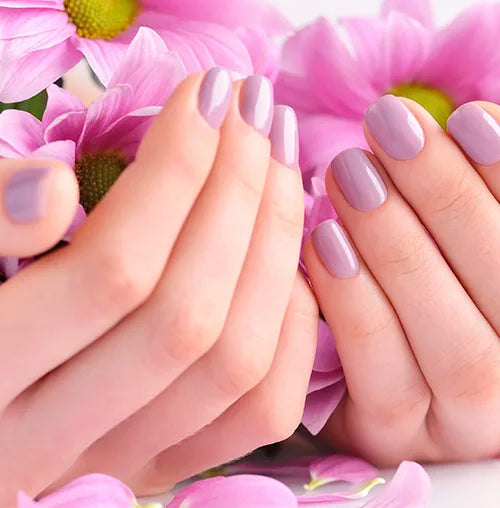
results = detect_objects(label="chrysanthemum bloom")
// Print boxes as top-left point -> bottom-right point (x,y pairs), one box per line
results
0,0 -> 290,102
0,27 -> 186,280
277,0 -> 500,186
278,0 -> 500,435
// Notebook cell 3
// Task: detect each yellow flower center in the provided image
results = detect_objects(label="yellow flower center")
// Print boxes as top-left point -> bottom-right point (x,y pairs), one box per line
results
64,0 -> 139,40
390,83 -> 455,130
75,151 -> 128,212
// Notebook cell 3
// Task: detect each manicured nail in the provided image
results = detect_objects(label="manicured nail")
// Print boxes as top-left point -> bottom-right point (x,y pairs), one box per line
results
447,103 -> 500,166
311,220 -> 359,279
240,75 -> 274,135
270,105 -> 299,168
331,148 -> 387,212
365,95 -> 425,160
199,68 -> 232,128
5,167 -> 50,222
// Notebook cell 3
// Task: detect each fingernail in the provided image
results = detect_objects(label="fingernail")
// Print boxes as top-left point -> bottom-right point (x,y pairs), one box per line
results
311,220 -> 359,279
331,148 -> 387,212
365,95 -> 424,160
270,105 -> 299,168
199,68 -> 232,129
447,103 -> 500,166
240,75 -> 274,135
5,167 -> 50,222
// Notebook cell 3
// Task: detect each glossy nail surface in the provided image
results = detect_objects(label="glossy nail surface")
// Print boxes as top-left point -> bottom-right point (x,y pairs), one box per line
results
199,68 -> 232,128
331,148 -> 387,212
311,220 -> 359,279
240,75 -> 274,135
365,95 -> 424,160
5,167 -> 49,222
270,105 -> 299,168
448,103 -> 500,166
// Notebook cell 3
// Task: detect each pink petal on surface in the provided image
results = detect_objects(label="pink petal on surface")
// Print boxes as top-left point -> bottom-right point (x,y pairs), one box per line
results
0,38 -> 81,103
0,1 -> 63,8
0,110 -> 43,158
381,0 -> 434,28
377,12 -> 431,92
302,379 -> 346,435
297,477 -> 386,504
363,461 -> 432,508
142,0 -> 292,36
74,36 -> 128,87
31,140 -> 76,169
306,455 -> 380,491
419,4 -> 500,103
167,475 -> 298,508
18,474 -> 137,508
43,84 -> 85,130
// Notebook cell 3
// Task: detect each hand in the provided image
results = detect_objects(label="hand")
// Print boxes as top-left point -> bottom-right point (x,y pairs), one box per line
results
304,95 -> 500,466
0,71 -> 317,504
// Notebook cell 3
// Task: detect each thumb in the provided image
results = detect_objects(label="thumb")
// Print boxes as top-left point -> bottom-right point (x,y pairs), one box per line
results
0,158 -> 79,258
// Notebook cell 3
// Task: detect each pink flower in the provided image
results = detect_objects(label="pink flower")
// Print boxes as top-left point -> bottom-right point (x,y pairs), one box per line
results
276,0 -> 500,184
0,27 -> 186,280
167,475 -> 298,508
17,474 -> 143,508
0,0 -> 291,103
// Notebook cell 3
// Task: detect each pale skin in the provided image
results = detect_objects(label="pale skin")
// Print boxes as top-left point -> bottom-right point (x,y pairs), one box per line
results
0,73 -> 498,504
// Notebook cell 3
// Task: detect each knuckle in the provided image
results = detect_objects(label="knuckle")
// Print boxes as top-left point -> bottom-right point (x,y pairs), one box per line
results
349,302 -> 398,340
269,193 -> 305,239
212,336 -> 274,396
376,232 -> 430,276
232,164 -> 266,206
149,299 -> 223,368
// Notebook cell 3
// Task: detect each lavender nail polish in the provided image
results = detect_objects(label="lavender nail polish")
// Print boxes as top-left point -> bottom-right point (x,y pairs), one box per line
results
5,167 -> 49,222
240,75 -> 274,135
270,105 -> 299,168
331,148 -> 387,212
199,68 -> 232,129
448,103 -> 500,166
311,220 -> 359,279
365,95 -> 425,160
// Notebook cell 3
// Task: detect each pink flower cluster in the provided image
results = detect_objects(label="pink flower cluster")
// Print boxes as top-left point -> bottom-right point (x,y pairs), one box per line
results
18,456 -> 432,508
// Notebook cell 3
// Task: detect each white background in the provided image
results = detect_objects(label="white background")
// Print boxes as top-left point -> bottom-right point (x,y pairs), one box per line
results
265,0 -> 480,26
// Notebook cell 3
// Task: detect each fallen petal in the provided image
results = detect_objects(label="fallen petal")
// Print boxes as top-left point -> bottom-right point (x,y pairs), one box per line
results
297,477 -> 385,504
167,475 -> 298,508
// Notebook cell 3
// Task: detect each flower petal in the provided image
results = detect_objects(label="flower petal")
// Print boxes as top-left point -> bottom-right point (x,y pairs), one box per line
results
20,474 -> 137,507
307,370 -> 344,395
109,27 -> 187,108
302,379 -> 346,435
141,0 -> 292,36
0,110 -> 43,158
31,140 -> 76,169
381,0 -> 434,28
419,4 -> 500,104
43,84 -> 85,130
74,37 -> 127,87
363,461 -> 432,508
312,320 -> 341,373
0,1 -> 63,8
306,454 -> 380,490
167,475 -> 298,508
0,38 -> 81,103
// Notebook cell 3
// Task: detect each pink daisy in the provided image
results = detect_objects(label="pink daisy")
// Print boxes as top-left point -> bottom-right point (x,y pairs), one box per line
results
0,0 -> 291,102
0,27 -> 186,279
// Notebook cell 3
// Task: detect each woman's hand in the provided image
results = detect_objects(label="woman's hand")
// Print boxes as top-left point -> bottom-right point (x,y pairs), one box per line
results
305,95 -> 500,466
0,70 -> 318,504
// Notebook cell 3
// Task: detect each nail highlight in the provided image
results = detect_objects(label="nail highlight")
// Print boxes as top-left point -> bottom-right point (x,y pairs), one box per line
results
270,105 -> 299,168
240,75 -> 274,135
311,220 -> 359,279
5,167 -> 50,223
331,148 -> 387,212
364,95 -> 425,160
447,103 -> 500,166
199,68 -> 232,129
